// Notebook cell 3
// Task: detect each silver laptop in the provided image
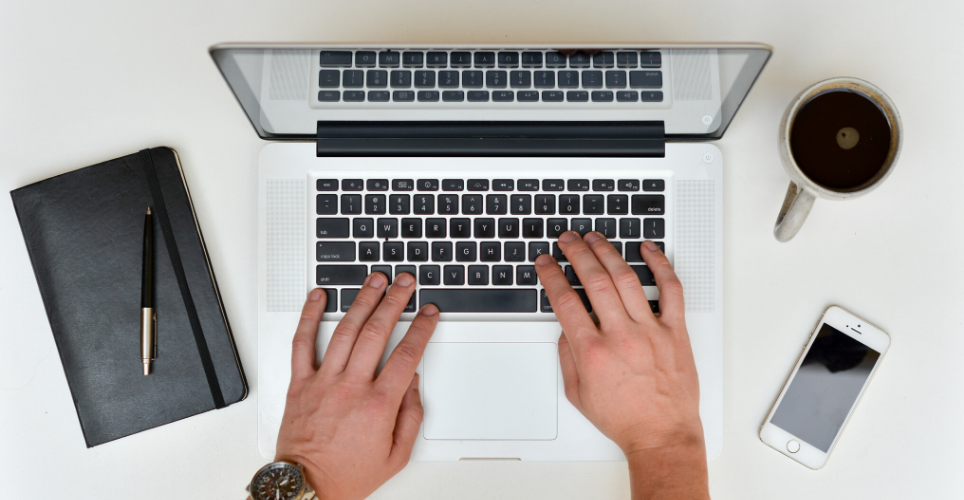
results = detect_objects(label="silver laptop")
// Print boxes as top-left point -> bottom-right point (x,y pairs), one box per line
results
211,43 -> 770,461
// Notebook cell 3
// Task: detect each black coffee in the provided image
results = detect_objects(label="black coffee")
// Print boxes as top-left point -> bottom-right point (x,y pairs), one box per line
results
790,90 -> 892,191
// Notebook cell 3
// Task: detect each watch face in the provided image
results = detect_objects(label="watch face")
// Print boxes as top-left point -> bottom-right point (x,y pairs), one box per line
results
252,463 -> 304,500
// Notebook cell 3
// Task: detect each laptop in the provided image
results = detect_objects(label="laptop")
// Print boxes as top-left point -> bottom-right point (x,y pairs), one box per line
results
210,43 -> 770,461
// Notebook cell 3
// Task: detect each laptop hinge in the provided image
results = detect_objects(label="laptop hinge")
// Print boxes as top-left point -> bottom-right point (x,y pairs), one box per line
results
315,121 -> 665,157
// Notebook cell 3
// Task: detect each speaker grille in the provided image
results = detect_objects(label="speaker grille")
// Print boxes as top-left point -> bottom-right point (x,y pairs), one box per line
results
266,179 -> 306,312
675,180 -> 716,313
268,49 -> 310,101
671,49 -> 712,101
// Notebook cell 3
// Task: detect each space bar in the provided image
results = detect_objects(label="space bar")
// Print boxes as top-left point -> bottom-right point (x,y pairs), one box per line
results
419,289 -> 538,313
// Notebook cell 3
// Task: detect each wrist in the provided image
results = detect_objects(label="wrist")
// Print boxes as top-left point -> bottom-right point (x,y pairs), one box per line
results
273,454 -> 329,500
624,437 -> 709,500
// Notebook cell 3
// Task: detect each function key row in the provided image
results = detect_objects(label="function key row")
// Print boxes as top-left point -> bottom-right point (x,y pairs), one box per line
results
318,90 -> 662,103
318,179 -> 665,192
320,50 -> 661,69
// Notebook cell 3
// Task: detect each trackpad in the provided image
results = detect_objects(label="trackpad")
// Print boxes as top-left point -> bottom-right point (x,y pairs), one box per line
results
423,342 -> 557,440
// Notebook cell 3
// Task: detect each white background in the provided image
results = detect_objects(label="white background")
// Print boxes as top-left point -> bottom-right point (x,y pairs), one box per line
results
2,0 -> 962,498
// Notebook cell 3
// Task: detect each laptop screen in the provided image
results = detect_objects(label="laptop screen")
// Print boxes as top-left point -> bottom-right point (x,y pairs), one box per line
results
210,44 -> 770,141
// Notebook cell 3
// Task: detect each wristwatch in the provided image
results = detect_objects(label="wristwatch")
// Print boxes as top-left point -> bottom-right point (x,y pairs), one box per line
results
246,461 -> 316,500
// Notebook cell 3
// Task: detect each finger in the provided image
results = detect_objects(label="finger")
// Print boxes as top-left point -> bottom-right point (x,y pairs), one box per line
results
389,374 -> 424,467
534,253 -> 597,348
290,288 -> 326,385
377,304 -> 439,396
558,331 -> 582,411
557,231 -> 629,325
582,232 -> 652,322
345,272 -> 418,380
318,272 -> 388,376
640,241 -> 685,328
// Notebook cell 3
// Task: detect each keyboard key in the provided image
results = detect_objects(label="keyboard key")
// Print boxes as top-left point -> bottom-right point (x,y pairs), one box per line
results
456,241 -> 477,262
522,218 -> 544,238
439,70 -> 460,88
497,52 -> 520,68
467,90 -> 489,102
317,218 -> 349,238
401,218 -> 422,238
468,179 -> 489,191
643,179 -> 665,191
535,194 -> 555,214
534,71 -> 555,88
415,71 -> 436,88
379,51 -> 400,67
593,179 -> 615,191
493,265 -> 513,285
546,218 -> 567,237
377,218 -> 398,238
408,242 -> 429,261
611,241 -> 623,256
517,266 -> 538,285
567,91 -> 588,102
368,90 -> 390,101
393,179 -> 414,191
318,91 -> 340,102
632,195 -> 665,215
425,218 -> 446,238
366,70 -> 388,88
605,71 -> 627,88
541,288 -> 591,313
639,51 -> 661,68
413,194 -> 434,214
546,52 -> 567,68
620,218 -> 641,238
616,51 -> 638,68
498,218 -> 519,238
439,194 -> 459,215
641,91 -> 663,102
340,288 -> 360,312
630,265 -> 656,285
316,194 -> 337,215
322,288 -> 337,312
353,218 -> 373,238
564,265 -> 581,286
468,265 -> 489,285
319,51 -> 352,67
319,70 -> 340,88
607,194 -> 628,215
568,179 -> 590,191
343,179 -> 364,191
461,195 -> 483,215
504,242 -> 526,262
344,90 -> 365,102
619,179 -> 640,191
481,241 -> 501,261
402,51 -> 423,67
443,265 -> 465,285
542,90 -> 564,102
391,70 -> 412,88
510,71 -> 531,88
474,52 -> 496,67
474,218 -> 496,238
317,179 -> 338,191
463,71 -> 483,87
571,218 -> 592,236
396,263 -> 417,279
365,194 -> 386,214
442,90 -> 464,102
417,90 -> 440,102
342,70 -> 364,88
372,265 -> 393,284
419,265 -> 441,285
316,264 -> 367,285
543,179 -> 564,191
417,179 -> 440,191
643,218 -> 665,239
582,71 -> 603,88
510,194 -> 531,214
518,90 -> 539,101
420,289 -> 537,312
355,51 -> 376,67
493,90 -> 514,102
393,91 -> 415,102
529,242 -> 549,262
341,194 -> 362,215
616,91 -> 638,102
359,241 -> 379,261
316,242 -> 355,262
450,52 -> 472,67
384,241 -> 404,261
559,195 -> 580,214
521,52 -> 543,67
426,51 -> 448,67
593,52 -> 615,68
486,194 -> 507,215
442,179 -> 464,191
569,53 -> 590,68
518,179 -> 540,191
583,195 -> 604,215
591,91 -> 614,102
559,71 -> 579,88
493,179 -> 514,191
367,179 -> 389,191
449,218 -> 471,238
629,71 -> 662,88
432,242 -> 453,262
595,218 -> 617,238
486,71 -> 507,88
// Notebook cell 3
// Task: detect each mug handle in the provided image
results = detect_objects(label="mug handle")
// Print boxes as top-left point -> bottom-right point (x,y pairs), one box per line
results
773,182 -> 816,242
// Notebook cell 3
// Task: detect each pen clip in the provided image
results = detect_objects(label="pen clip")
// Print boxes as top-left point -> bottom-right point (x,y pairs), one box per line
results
151,312 -> 157,360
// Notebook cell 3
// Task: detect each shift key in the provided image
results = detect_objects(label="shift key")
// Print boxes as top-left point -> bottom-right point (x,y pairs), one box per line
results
317,218 -> 349,238
316,265 -> 368,285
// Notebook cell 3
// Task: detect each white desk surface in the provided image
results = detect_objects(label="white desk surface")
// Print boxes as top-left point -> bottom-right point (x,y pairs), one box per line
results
2,0 -> 962,498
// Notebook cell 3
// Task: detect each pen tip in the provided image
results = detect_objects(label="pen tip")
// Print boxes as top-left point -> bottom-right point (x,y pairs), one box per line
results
146,207 -> 152,215
143,362 -> 150,376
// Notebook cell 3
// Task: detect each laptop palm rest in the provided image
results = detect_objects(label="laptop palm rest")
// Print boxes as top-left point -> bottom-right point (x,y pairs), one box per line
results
422,342 -> 558,441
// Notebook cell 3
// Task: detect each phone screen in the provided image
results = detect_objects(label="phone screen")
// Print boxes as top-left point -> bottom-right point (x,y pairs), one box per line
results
770,323 -> 881,452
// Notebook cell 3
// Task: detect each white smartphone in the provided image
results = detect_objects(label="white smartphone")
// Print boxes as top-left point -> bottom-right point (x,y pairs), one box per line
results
759,305 -> 890,469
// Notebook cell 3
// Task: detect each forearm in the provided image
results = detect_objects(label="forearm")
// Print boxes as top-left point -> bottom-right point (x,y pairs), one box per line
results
626,439 -> 710,500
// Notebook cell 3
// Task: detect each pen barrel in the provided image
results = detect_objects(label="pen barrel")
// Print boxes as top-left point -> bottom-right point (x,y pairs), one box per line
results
141,308 -> 155,360
142,212 -> 153,307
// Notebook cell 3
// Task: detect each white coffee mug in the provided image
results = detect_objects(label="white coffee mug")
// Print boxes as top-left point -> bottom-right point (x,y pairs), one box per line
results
774,77 -> 902,242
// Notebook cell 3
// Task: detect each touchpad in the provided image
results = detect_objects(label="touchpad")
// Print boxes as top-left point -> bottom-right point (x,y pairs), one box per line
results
422,342 -> 557,440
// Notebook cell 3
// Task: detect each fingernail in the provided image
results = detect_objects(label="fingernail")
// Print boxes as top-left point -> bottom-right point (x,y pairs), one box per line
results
420,304 -> 439,316
560,231 -> 578,243
368,272 -> 387,288
583,231 -> 601,244
395,272 -> 414,286
535,253 -> 554,266
644,240 -> 659,252
309,289 -> 323,301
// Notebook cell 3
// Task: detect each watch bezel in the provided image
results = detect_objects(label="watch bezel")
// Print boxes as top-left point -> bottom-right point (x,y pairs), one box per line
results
248,461 -> 307,500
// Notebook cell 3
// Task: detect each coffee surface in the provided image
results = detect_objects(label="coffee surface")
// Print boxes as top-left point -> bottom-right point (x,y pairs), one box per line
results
790,90 -> 892,191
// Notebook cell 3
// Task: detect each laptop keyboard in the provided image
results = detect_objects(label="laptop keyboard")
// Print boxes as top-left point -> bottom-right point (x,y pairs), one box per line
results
315,49 -> 664,104
313,176 -> 667,314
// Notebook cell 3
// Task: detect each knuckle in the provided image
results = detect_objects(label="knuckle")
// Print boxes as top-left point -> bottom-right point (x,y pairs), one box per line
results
614,269 -> 642,288
554,290 -> 585,312
583,274 -> 612,294
329,326 -> 355,345
391,342 -> 421,367
291,336 -> 313,353
359,322 -> 386,344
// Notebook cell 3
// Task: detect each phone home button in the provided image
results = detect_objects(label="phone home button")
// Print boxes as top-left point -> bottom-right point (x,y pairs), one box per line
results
787,440 -> 801,453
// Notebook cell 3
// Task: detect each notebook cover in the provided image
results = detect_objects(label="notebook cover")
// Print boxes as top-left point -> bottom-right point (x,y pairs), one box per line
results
10,147 -> 247,447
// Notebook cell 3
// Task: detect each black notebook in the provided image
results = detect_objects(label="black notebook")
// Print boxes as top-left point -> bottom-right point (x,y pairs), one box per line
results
11,147 -> 247,447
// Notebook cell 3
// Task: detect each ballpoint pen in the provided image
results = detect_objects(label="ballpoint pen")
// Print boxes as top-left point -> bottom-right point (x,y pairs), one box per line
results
141,207 -> 156,375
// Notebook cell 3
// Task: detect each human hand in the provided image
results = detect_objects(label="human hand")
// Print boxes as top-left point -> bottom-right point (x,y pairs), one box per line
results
274,272 -> 439,500
535,232 -> 708,499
